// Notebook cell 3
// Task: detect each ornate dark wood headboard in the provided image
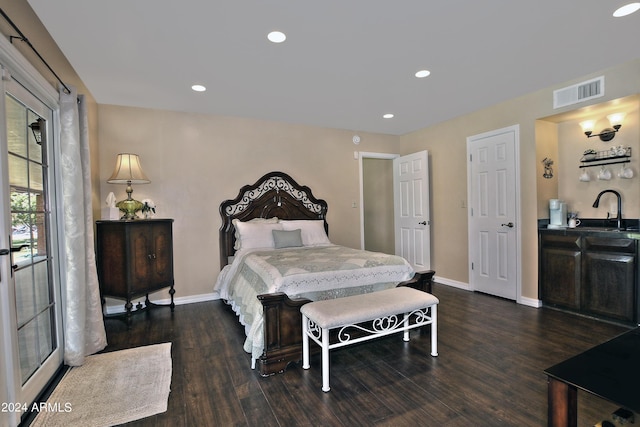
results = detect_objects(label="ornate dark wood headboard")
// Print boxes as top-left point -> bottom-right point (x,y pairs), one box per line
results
219,171 -> 328,269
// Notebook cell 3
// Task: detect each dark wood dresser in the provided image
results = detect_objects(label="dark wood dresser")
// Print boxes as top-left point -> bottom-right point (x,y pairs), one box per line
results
96,219 -> 175,326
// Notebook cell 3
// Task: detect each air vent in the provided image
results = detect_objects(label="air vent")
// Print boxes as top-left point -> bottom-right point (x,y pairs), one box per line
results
553,76 -> 604,109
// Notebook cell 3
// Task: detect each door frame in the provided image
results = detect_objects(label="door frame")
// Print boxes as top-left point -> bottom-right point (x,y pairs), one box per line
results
466,124 -> 523,303
358,152 -> 399,250
0,33 -> 62,427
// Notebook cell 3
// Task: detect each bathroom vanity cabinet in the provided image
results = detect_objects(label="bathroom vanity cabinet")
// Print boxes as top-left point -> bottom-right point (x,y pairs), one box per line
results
539,228 -> 639,325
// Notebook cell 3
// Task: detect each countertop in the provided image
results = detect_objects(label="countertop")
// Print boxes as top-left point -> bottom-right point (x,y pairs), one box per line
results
539,218 -> 640,239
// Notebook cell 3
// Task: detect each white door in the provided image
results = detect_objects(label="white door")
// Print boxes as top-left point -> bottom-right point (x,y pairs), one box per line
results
393,150 -> 431,271
0,71 -> 63,426
467,126 -> 519,300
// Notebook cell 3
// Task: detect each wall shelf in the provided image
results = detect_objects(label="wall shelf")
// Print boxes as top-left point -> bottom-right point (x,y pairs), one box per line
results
579,147 -> 631,168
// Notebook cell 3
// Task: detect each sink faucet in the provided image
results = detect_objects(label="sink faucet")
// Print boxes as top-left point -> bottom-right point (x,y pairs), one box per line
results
592,189 -> 622,229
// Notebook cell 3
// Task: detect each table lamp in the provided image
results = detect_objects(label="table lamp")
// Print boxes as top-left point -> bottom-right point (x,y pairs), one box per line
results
107,153 -> 150,220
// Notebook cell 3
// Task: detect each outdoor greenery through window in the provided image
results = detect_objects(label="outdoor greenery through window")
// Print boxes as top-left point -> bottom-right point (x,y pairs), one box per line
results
6,92 -> 54,384
11,190 -> 40,263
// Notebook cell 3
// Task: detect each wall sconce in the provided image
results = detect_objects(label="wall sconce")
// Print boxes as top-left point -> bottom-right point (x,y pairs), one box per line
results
107,153 -> 150,220
28,118 -> 44,145
579,112 -> 626,142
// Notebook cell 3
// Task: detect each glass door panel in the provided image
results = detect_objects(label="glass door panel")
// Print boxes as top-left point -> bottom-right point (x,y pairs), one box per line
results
4,89 -> 59,392
1,41 -> 62,427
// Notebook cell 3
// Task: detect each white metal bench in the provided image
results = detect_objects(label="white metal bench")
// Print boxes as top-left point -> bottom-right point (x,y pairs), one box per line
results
301,286 -> 439,392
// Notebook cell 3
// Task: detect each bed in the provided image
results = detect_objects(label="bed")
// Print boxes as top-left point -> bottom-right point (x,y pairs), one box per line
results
214,171 -> 434,376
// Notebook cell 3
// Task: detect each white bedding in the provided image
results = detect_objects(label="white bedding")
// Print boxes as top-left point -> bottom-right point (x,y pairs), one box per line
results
213,245 -> 414,366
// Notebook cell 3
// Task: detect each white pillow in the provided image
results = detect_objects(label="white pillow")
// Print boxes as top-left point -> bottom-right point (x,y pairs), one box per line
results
280,220 -> 331,246
233,220 -> 283,250
232,217 -> 279,250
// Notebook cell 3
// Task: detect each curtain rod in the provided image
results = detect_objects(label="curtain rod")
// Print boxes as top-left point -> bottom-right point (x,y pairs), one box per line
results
0,8 -> 71,94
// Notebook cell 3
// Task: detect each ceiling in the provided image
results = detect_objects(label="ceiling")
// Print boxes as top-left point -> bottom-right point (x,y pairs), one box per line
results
27,1 -> 640,135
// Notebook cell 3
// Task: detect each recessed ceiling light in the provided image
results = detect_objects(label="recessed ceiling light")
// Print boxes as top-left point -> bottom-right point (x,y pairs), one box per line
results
383,113 -> 394,119
613,2 -> 640,17
267,31 -> 287,43
415,69 -> 431,78
191,84 -> 206,92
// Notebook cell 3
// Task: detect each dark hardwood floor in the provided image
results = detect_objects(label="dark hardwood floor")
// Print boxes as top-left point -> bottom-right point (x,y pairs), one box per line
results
101,283 -> 630,426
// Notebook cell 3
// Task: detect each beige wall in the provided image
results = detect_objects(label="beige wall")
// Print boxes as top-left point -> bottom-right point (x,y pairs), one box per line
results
399,59 -> 640,300
0,1 -> 101,220
4,1 -> 640,304
98,106 -> 399,299
535,120 -> 559,218
547,96 -> 640,219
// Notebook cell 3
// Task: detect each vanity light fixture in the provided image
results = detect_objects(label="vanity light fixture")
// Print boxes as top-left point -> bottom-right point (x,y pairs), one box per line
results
579,112 -> 626,142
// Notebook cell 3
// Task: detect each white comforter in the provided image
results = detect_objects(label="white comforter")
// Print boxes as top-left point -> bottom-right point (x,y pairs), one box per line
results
213,245 -> 414,365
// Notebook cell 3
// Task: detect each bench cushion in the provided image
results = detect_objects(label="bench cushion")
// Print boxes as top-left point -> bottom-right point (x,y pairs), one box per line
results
300,287 -> 439,329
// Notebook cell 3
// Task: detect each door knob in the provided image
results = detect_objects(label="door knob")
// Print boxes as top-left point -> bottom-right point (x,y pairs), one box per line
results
501,222 -> 514,228
418,221 -> 427,226
0,249 -> 9,256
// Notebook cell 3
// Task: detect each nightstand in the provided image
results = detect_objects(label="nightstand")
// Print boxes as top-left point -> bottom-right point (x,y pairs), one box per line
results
96,219 -> 175,326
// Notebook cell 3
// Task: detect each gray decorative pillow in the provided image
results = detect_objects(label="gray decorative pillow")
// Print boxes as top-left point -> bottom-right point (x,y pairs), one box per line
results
272,229 -> 303,249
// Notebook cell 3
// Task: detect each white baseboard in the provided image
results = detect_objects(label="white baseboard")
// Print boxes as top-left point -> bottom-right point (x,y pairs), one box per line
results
433,275 -> 541,308
434,275 -> 471,291
103,292 -> 218,315
103,282 -> 543,314
518,296 -> 542,308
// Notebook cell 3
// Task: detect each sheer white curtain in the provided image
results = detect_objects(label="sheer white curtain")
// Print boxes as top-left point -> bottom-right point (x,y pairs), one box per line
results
59,86 -> 107,366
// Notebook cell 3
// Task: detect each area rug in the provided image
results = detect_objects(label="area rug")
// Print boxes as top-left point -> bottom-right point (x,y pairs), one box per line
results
32,342 -> 172,427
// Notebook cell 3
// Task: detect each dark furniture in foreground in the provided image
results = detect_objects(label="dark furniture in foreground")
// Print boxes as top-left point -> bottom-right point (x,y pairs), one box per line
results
219,171 -> 434,376
96,219 -> 175,327
545,327 -> 640,426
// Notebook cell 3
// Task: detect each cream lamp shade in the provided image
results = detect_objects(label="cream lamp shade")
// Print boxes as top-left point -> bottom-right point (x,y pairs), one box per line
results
107,153 -> 150,219
107,153 -> 150,184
